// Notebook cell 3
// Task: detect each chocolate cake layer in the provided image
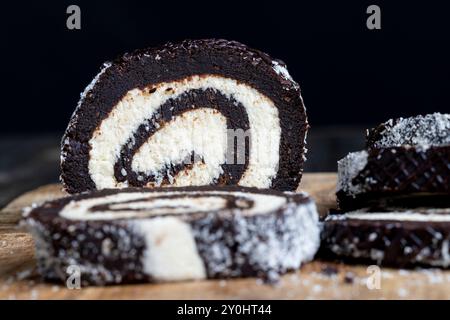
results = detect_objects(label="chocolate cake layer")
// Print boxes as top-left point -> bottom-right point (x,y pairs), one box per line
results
337,145 -> 450,211
366,113 -> 450,149
320,208 -> 450,268
61,39 -> 308,193
23,186 -> 320,286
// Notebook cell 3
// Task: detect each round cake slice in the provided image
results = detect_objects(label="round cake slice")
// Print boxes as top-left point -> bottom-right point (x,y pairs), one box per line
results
23,186 -> 320,286
320,208 -> 450,268
61,39 -> 308,194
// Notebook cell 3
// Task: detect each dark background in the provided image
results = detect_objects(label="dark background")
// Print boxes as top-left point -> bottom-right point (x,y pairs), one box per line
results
2,1 -> 449,132
0,1 -> 449,205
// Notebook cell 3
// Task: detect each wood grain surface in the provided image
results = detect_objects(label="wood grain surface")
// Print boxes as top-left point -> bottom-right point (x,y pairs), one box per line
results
0,173 -> 449,300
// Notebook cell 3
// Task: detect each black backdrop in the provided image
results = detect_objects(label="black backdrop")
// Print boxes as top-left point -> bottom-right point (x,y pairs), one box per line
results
1,1 -> 449,133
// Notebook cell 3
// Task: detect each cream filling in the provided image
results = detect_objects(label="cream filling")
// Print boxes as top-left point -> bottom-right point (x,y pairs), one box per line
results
132,217 -> 207,281
170,161 -> 216,187
132,108 -> 227,187
58,190 -> 288,220
333,210 -> 450,222
88,75 -> 281,189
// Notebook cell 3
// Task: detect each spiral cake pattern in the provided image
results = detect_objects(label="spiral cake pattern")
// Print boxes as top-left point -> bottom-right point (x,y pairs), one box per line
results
24,186 -> 320,285
61,39 -> 308,193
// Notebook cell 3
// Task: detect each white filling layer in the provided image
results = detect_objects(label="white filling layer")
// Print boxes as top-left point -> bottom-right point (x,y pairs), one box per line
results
88,75 -> 281,189
132,217 -> 207,281
58,190 -> 287,220
328,210 -> 450,222
132,108 -> 227,187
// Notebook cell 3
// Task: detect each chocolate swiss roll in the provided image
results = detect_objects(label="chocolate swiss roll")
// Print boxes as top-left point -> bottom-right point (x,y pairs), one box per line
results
337,113 -> 450,211
320,208 -> 450,268
336,146 -> 450,211
61,39 -> 308,194
23,186 -> 320,285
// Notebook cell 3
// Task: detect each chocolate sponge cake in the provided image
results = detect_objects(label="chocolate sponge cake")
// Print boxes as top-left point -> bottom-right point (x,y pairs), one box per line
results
336,146 -> 450,211
61,39 -> 308,194
23,186 -> 320,285
337,113 -> 450,211
321,208 -> 450,268
325,113 -> 450,268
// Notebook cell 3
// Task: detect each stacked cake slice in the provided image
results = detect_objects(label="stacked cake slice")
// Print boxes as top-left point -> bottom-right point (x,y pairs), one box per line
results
322,113 -> 450,267
24,39 -> 321,286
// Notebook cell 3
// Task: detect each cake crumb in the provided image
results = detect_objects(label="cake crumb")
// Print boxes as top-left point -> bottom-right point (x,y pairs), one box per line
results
343,272 -> 355,284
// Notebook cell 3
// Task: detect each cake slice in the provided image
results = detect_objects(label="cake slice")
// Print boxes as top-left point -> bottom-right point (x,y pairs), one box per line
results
337,113 -> 450,211
23,186 -> 320,285
336,146 -> 450,211
321,208 -> 450,268
61,39 -> 308,194
325,113 -> 450,268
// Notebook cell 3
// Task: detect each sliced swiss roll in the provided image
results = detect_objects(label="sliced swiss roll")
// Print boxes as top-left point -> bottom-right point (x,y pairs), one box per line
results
336,146 -> 450,211
320,208 -> 450,268
337,113 -> 450,211
23,186 -> 320,285
61,39 -> 308,194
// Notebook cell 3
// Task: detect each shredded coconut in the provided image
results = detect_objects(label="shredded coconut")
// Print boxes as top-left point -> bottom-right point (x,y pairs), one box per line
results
368,113 -> 450,149
336,151 -> 369,194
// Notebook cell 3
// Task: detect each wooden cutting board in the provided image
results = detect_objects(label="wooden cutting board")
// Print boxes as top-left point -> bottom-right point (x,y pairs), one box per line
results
0,173 -> 449,300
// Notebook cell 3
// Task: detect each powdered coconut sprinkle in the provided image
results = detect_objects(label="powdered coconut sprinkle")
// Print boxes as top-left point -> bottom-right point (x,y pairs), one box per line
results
367,113 -> 450,149
336,151 -> 369,194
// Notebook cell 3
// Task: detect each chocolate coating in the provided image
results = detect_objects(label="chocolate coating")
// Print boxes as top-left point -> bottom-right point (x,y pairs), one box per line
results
24,186 -> 319,285
337,146 -> 450,211
61,39 -> 308,193
320,209 -> 450,268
